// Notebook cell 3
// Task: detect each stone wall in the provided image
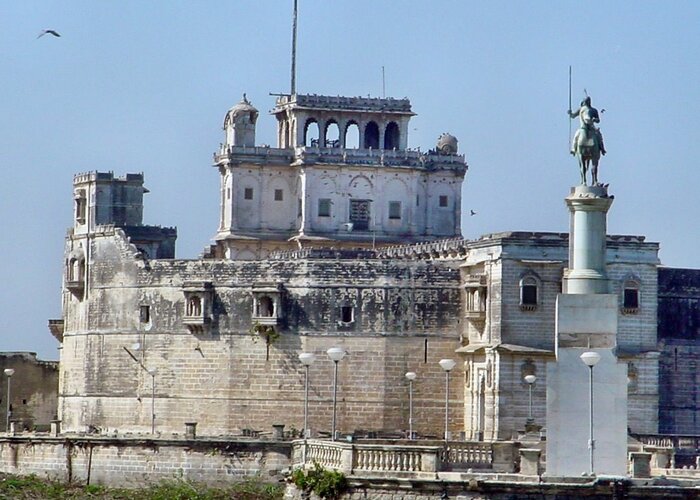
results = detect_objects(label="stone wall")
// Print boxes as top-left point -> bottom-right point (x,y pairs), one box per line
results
0,436 -> 289,487
0,353 -> 58,432
658,267 -> 700,434
59,229 -> 464,437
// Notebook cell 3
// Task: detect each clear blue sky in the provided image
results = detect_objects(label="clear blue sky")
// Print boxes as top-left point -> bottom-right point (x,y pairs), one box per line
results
2,1 -> 699,359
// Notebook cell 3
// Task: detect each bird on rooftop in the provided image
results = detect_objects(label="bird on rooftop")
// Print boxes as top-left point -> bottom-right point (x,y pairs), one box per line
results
470,210 -> 477,216
37,29 -> 61,39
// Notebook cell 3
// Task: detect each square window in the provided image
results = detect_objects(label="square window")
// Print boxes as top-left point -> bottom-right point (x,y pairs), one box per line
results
244,188 -> 254,200
318,198 -> 331,217
439,195 -> 448,207
139,305 -> 150,324
388,201 -> 401,220
274,189 -> 284,201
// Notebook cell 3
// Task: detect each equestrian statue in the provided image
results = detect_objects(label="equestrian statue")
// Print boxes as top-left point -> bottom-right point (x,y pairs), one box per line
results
568,96 -> 606,185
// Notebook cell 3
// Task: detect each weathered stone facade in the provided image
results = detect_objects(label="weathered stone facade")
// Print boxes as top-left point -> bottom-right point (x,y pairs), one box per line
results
658,268 -> 700,434
50,91 -> 700,445
0,353 -> 58,432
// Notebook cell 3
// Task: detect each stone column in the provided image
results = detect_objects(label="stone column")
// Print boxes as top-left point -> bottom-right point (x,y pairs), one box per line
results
564,185 -> 613,295
546,185 -> 627,477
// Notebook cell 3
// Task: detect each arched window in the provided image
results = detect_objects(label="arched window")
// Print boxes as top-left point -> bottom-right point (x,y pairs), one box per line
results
520,274 -> 539,311
304,119 -> 319,147
622,277 -> 641,314
384,121 -> 400,150
345,122 -> 360,148
363,121 -> 379,149
257,296 -> 274,317
74,189 -> 86,223
325,121 -> 340,148
187,296 -> 202,317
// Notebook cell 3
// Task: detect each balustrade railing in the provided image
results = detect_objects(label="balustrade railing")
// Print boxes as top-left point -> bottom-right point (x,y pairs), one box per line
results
305,441 -> 344,469
441,441 -> 493,469
293,439 -> 501,475
353,445 -> 425,472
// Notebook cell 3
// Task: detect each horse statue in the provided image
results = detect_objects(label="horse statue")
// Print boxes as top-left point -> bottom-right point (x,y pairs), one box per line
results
573,126 -> 602,185
569,96 -> 606,186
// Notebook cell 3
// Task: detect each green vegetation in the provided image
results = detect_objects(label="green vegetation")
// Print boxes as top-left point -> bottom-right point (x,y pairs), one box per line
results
290,462 -> 347,499
0,473 -> 283,499
249,322 -> 280,345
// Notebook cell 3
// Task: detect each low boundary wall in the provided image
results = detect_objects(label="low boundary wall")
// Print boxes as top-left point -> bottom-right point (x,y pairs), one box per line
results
0,436 -> 291,487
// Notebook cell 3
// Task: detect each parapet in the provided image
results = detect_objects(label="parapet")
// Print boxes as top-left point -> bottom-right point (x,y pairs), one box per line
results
273,94 -> 414,114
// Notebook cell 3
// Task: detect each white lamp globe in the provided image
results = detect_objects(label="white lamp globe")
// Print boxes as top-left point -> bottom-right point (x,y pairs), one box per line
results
405,371 -> 417,381
580,351 -> 602,367
327,347 -> 346,362
439,359 -> 456,372
299,352 -> 316,366
524,374 -> 537,384
3,369 -> 14,377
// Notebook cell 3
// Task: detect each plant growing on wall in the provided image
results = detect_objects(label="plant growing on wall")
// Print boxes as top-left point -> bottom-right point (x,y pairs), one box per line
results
250,321 -> 280,361
290,462 -> 347,499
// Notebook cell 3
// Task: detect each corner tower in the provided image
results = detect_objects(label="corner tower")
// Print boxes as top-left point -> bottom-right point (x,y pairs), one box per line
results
212,93 -> 468,259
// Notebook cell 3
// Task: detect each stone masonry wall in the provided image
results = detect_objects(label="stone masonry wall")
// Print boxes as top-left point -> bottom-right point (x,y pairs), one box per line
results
0,353 -> 58,432
658,267 -> 700,434
59,230 -> 464,437
0,437 -> 289,487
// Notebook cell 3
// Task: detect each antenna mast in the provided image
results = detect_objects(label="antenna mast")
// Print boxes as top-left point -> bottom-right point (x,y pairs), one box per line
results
290,0 -> 298,95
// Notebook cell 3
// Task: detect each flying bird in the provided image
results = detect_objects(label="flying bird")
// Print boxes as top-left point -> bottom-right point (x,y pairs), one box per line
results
37,29 -> 61,39
470,210 -> 477,216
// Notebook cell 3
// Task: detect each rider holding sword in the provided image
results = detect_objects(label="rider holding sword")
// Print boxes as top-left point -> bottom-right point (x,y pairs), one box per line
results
569,96 -> 606,156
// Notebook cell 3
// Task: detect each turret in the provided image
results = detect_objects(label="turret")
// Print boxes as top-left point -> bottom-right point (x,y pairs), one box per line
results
223,94 -> 258,147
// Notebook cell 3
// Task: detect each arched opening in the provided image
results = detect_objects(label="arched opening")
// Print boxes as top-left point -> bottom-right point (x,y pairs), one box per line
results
67,259 -> 76,281
325,121 -> 340,148
384,121 -> 400,150
284,120 -> 290,148
363,121 -> 379,149
187,296 -> 202,317
622,278 -> 640,312
520,275 -> 538,309
304,119 -> 319,147
257,296 -> 274,317
344,122 -> 360,148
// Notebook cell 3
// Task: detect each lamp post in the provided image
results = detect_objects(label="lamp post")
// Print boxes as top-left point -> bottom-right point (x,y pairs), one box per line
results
148,369 -> 156,435
327,347 -> 346,441
524,374 -> 536,424
123,345 -> 157,435
439,359 -> 456,442
405,372 -> 417,439
3,369 -> 14,432
299,352 -> 316,438
580,351 -> 601,476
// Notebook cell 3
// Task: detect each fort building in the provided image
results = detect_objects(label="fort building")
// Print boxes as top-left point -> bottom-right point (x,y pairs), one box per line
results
49,90 -> 696,446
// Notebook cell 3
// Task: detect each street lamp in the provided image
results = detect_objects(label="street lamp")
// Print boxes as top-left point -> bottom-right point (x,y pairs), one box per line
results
439,359 -> 456,442
123,346 -> 157,435
3,369 -> 14,432
524,374 -> 536,423
327,347 -> 346,441
580,351 -> 601,476
299,352 -> 316,438
405,372 -> 417,439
